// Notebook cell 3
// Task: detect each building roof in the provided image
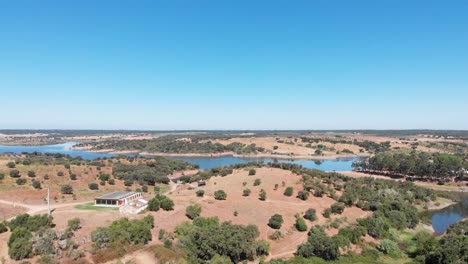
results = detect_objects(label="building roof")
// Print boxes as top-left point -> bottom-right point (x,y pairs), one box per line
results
96,191 -> 138,200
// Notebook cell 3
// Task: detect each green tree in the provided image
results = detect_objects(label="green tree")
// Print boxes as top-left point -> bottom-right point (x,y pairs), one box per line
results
304,208 -> 317,222
268,214 -> 284,229
214,190 -> 227,200
284,187 -> 293,197
295,216 -> 308,232
147,198 -> 160,211
243,188 -> 251,196
259,189 -> 267,201
27,171 -> 36,178
196,190 -> 205,197
61,185 -> 73,194
248,169 -> 257,176
88,182 -> 99,190
186,204 -> 202,220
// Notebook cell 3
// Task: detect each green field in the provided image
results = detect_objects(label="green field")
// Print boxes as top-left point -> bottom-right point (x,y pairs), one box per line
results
74,202 -> 119,211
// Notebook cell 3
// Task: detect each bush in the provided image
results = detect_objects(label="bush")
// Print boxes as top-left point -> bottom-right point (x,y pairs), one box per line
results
0,172 -> 4,180
32,180 -> 41,189
27,171 -> 36,178
304,208 -> 317,222
175,217 -> 264,263
61,185 -> 73,194
160,197 -> 175,211
7,161 -> 16,168
99,174 -> 110,181
295,216 -> 308,232
57,171 -> 64,177
269,231 -> 283,240
243,188 -> 251,196
378,239 -> 401,258
323,208 -> 331,218
108,178 -> 115,185
196,190 -> 205,197
10,170 -> 20,178
259,189 -> 267,201
70,173 -> 77,180
253,179 -> 261,186
16,178 -> 27,185
297,190 -> 310,201
148,198 -> 160,211
268,214 -> 284,229
0,222 -> 8,233
248,169 -> 257,176
297,228 -> 339,260
331,202 -> 345,214
186,204 -> 202,220
214,190 -> 227,200
67,218 -> 81,232
284,187 -> 293,196
88,183 -> 99,190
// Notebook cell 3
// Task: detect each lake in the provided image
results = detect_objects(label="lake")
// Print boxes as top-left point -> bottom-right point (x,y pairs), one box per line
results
0,142 -> 358,171
425,194 -> 468,234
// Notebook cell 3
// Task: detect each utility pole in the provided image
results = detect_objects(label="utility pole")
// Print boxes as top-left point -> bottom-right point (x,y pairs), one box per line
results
47,187 -> 50,216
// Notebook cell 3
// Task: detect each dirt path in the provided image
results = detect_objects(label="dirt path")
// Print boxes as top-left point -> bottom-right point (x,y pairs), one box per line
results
0,199 -> 93,220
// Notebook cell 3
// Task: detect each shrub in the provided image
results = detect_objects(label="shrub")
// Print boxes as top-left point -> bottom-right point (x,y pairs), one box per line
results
297,190 -> 310,201
248,169 -> 256,176
304,208 -> 317,222
269,231 -> 283,240
108,178 -> 115,185
16,178 -> 27,185
32,180 -> 41,189
148,198 -> 160,211
0,173 -> 4,180
7,161 -> 16,168
0,222 -> 8,233
61,185 -> 73,194
186,204 -> 202,220
99,174 -> 110,181
27,171 -> 36,178
259,189 -> 267,201
57,171 -> 64,177
67,218 -> 81,232
196,190 -> 205,197
274,183 -> 279,190
253,179 -> 261,186
268,214 -> 284,229
70,174 -> 77,180
160,197 -> 175,211
243,188 -> 251,196
331,202 -> 345,214
8,228 -> 33,260
378,239 -> 401,258
44,174 -> 49,180
284,187 -> 293,196
88,183 -> 99,190
214,190 -> 227,200
295,216 -> 308,232
323,208 -> 331,218
142,185 -> 148,192
10,170 -> 21,178
297,228 -> 339,260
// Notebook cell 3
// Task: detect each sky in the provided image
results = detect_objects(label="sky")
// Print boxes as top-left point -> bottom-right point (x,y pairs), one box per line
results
0,0 -> 467,130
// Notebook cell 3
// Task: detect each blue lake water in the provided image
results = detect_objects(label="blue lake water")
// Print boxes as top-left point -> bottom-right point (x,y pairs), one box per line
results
0,142 -> 358,171
427,194 -> 468,234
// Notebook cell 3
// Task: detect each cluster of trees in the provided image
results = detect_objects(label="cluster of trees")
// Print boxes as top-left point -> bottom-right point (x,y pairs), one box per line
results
6,214 -> 54,260
353,151 -> 467,182
112,157 -> 196,186
148,194 -> 175,211
175,217 -> 269,263
82,135 -> 265,154
91,215 -> 154,250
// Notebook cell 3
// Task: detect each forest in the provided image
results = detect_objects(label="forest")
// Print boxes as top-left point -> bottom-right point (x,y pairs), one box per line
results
353,151 -> 467,183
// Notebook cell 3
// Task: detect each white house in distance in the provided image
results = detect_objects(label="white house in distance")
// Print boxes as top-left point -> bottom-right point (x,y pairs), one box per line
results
95,191 -> 148,214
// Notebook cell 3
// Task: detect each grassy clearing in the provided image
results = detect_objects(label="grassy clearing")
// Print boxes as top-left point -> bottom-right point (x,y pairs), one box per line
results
74,202 -> 118,211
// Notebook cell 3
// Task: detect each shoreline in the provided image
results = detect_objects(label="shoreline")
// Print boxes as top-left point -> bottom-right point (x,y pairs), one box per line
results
71,146 -> 369,161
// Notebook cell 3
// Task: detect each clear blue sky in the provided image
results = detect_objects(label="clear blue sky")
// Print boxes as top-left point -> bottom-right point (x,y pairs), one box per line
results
1,0 -> 467,130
